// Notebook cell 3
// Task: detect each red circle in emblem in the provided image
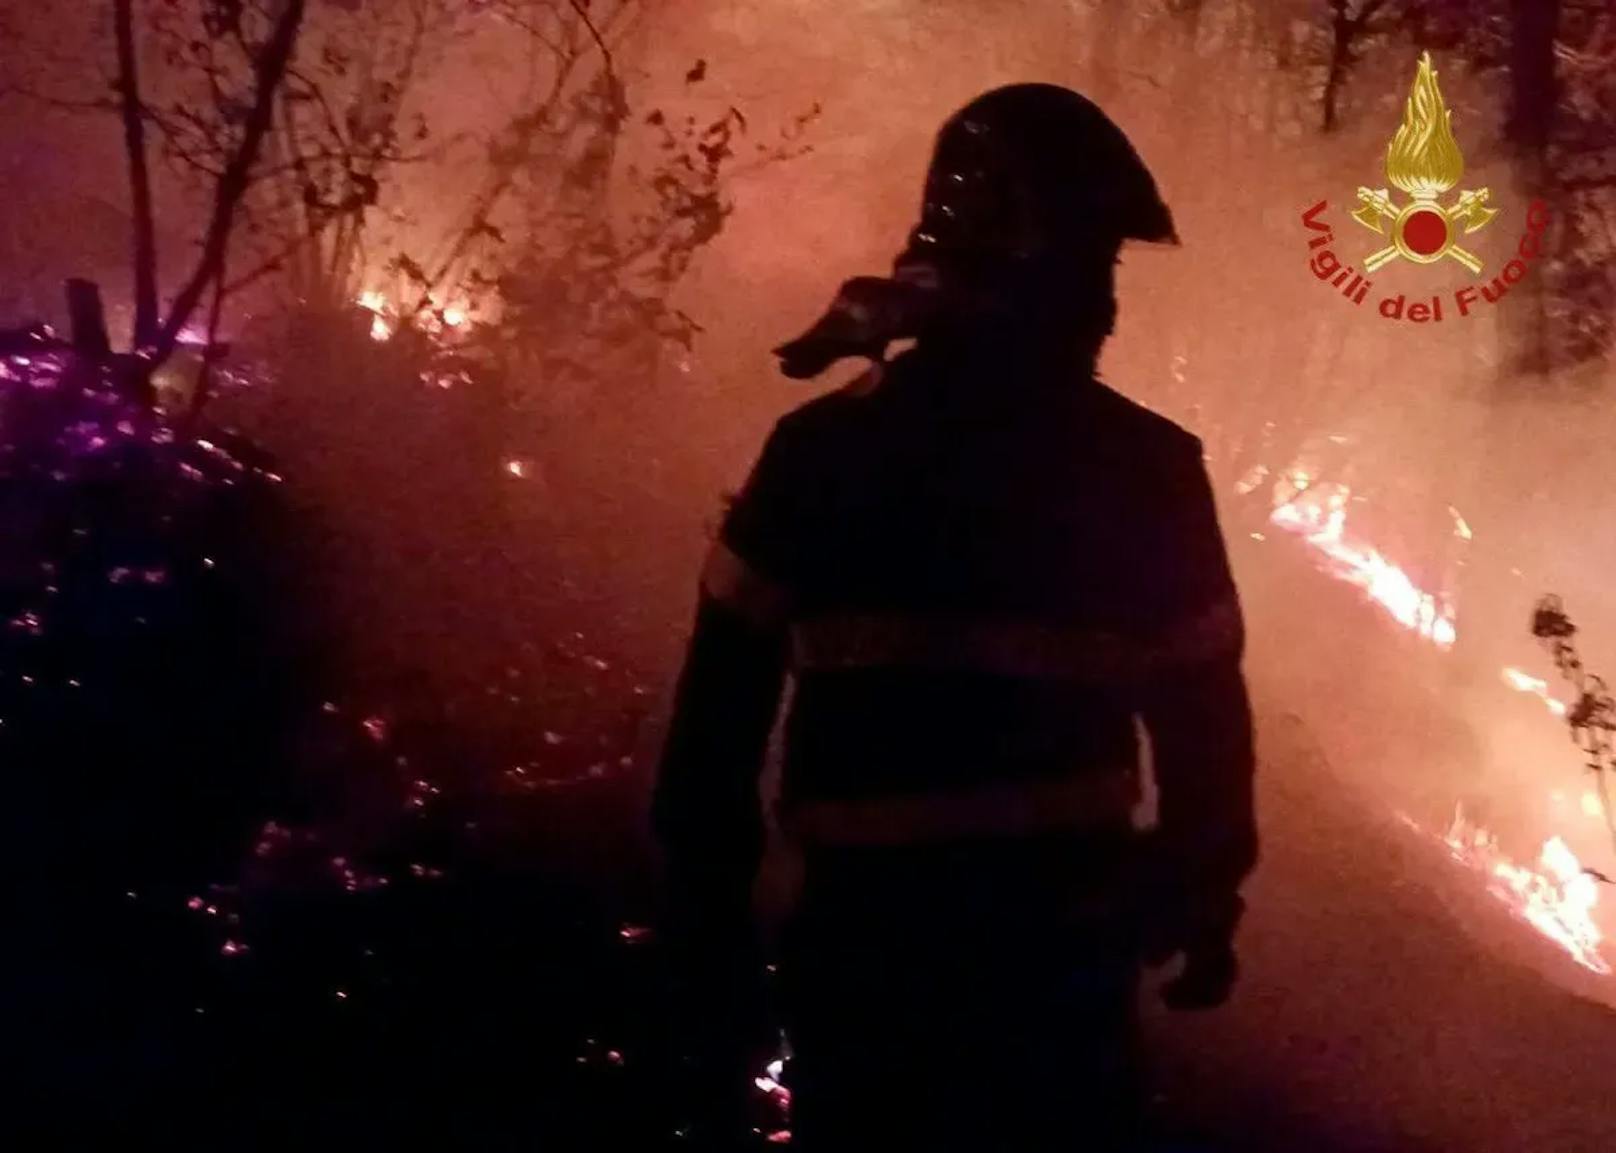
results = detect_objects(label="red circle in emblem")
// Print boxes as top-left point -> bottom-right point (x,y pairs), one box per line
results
1402,209 -> 1448,257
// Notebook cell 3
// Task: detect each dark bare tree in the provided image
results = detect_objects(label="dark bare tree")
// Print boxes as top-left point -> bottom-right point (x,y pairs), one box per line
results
150,0 -> 308,366
1322,0 -> 1395,131
13,0 -> 311,395
114,0 -> 161,349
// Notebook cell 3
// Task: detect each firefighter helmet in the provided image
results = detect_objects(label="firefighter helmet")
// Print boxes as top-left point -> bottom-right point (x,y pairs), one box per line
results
904,83 -> 1178,268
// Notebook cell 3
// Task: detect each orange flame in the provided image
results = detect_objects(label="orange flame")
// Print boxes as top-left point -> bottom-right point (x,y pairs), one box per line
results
1501,666 -> 1569,718
1437,804 -> 1609,975
357,290 -> 394,342
1268,473 -> 1456,648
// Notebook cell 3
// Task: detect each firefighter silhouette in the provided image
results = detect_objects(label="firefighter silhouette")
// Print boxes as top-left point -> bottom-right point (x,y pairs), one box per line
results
655,84 -> 1257,1152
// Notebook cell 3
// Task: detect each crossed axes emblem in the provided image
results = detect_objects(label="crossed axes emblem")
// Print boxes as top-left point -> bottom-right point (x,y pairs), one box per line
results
1351,187 -> 1498,274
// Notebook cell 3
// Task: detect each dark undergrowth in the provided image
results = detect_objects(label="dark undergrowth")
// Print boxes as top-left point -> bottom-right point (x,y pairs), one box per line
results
0,348 -> 793,1150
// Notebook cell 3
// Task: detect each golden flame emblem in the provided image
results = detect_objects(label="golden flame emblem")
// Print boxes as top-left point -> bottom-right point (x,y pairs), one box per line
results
1351,53 -> 1498,273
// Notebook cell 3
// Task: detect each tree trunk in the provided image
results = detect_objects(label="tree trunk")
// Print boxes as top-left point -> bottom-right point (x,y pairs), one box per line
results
114,0 -> 159,350
65,278 -> 112,358
186,256 -> 229,428
1321,0 -> 1351,131
151,0 -> 308,369
1505,0 -> 1560,377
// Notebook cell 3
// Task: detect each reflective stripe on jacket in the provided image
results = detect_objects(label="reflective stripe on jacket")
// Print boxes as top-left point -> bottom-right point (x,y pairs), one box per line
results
655,345 -> 1256,886
779,768 -> 1140,848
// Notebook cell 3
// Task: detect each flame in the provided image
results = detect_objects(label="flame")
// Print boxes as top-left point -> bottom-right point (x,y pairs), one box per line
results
1234,464 -> 1270,496
754,1063 -> 791,1105
1551,790 -> 1608,822
1438,804 -> 1609,975
355,288 -> 469,339
356,290 -> 394,342
754,1051 -> 792,1145
1386,52 -> 1464,200
1501,666 -> 1569,718
1269,473 -> 1456,648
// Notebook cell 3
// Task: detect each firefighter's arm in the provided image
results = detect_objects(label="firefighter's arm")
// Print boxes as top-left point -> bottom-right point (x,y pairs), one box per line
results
651,437 -> 798,1138
1138,444 -> 1258,1004
652,569 -> 787,1138
652,548 -> 789,932
653,424 -> 798,925
1142,646 -> 1257,945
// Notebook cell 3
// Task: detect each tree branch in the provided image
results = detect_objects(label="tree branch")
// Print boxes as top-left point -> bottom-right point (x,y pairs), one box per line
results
567,0 -> 614,79
151,0 -> 308,367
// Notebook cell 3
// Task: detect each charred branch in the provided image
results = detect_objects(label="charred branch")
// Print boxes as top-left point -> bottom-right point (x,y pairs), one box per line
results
151,0 -> 308,369
65,278 -> 112,359
1323,0 -> 1393,132
1532,595 -> 1616,871
114,0 -> 160,349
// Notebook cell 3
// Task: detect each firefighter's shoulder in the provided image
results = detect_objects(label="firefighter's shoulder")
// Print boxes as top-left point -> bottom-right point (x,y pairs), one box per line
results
786,362 -> 887,421
762,362 -> 890,459
1087,380 -> 1204,465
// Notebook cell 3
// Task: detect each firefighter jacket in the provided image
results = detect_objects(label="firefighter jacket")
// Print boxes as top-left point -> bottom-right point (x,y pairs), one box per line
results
653,341 -> 1257,949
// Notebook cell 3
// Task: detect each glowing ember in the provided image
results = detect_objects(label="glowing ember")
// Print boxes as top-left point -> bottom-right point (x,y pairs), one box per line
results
1551,790 -> 1599,816
1268,472 -> 1456,647
355,291 -> 394,341
755,1058 -> 791,1106
1233,464 -> 1269,496
504,459 -> 528,479
1501,666 -> 1569,717
754,1046 -> 793,1140
1438,804 -> 1609,975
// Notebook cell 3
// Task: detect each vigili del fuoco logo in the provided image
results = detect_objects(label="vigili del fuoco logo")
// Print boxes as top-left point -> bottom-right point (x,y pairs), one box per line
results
1300,52 -> 1549,324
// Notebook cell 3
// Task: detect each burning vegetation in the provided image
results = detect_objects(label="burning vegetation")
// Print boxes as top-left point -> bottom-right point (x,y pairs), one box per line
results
3,0 -> 1616,1149
1253,455 -> 1612,975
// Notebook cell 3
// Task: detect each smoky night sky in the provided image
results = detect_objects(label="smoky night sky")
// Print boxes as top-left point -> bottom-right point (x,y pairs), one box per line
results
0,2 -> 1614,1150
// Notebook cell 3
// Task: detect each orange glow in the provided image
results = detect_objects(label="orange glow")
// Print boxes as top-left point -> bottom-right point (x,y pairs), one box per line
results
755,1056 -> 791,1105
357,290 -> 395,342
1268,472 -> 1456,648
1501,666 -> 1570,717
1437,804 -> 1609,975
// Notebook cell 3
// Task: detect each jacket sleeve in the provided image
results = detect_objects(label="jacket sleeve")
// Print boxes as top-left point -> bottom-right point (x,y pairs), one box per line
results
1138,441 -> 1258,951
652,427 -> 796,931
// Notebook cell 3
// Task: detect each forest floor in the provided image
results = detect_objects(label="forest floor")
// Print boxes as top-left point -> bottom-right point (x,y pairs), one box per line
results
5,351 -> 1614,1151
